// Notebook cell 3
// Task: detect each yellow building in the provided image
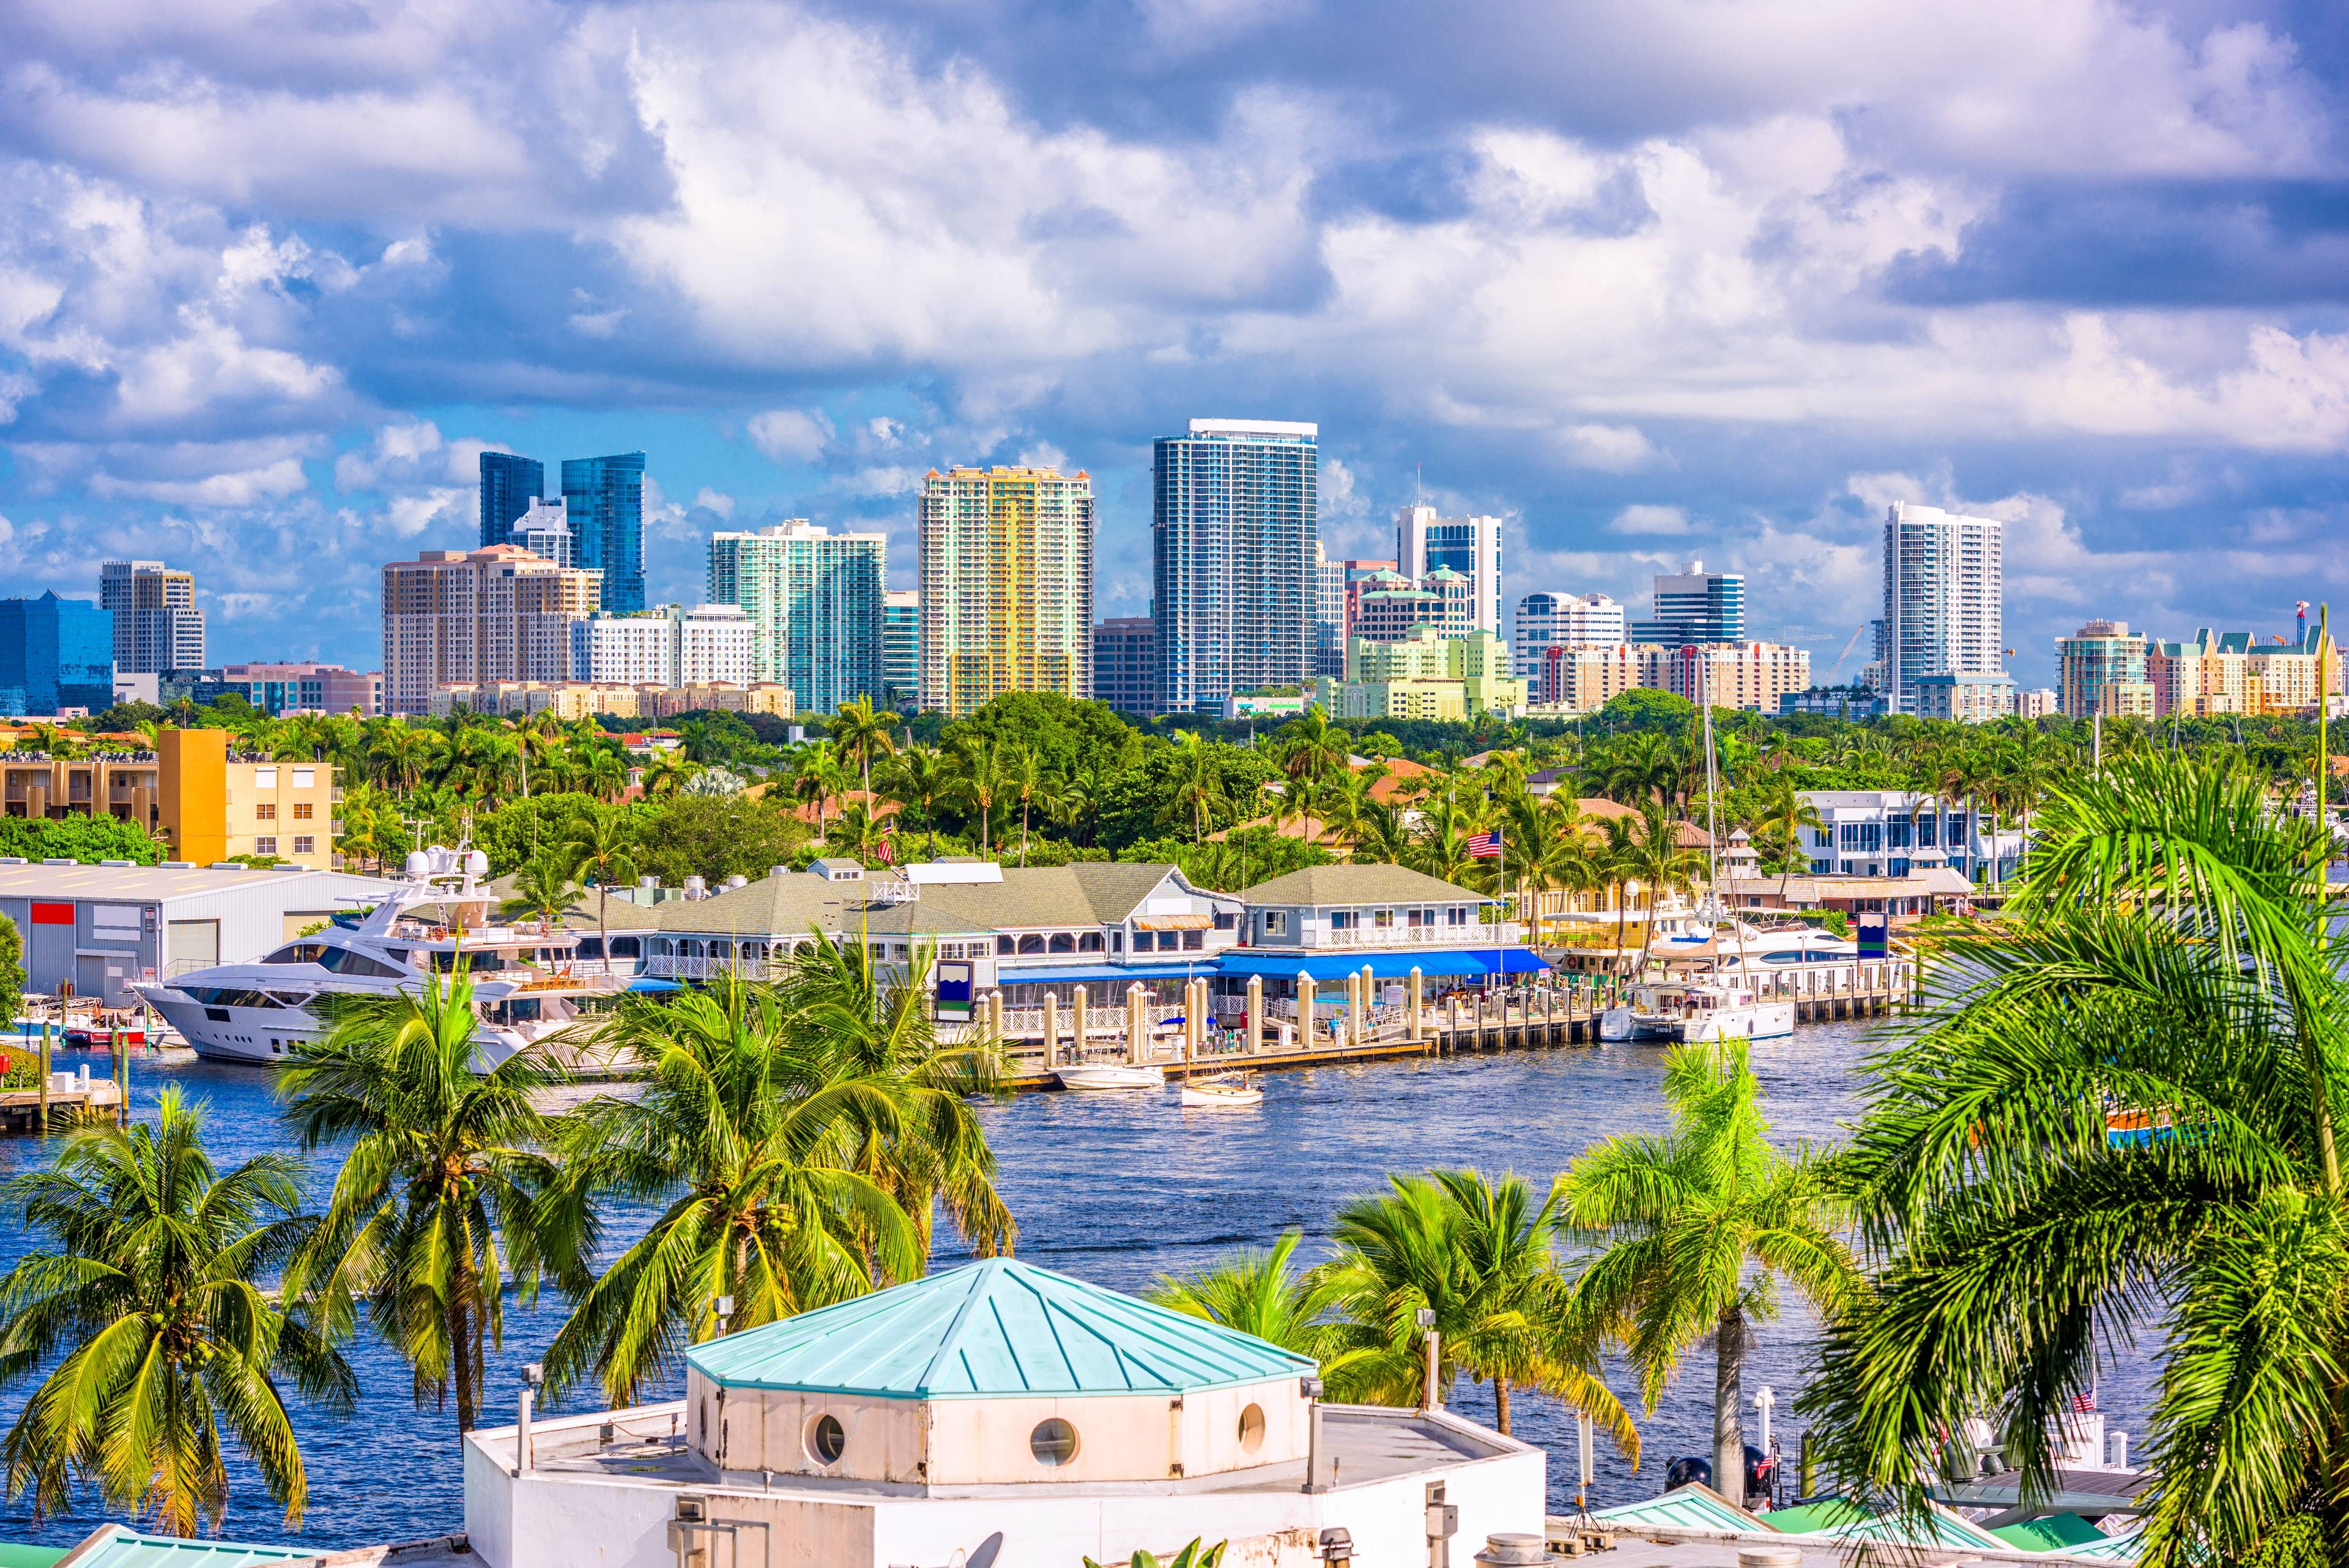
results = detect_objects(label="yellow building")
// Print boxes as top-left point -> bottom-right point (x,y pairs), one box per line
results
2096,681 -> 2158,719
917,466 -> 1094,716
1317,626 -> 1526,720
158,729 -> 338,870
2148,628 -> 2343,717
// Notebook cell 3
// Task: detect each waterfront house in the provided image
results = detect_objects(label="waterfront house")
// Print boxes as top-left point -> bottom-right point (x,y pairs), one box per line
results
464,1256 -> 1546,1568
1797,789 -> 2022,882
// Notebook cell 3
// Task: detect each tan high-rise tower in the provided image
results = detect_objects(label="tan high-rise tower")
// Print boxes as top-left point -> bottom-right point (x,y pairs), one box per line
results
380,545 -> 601,715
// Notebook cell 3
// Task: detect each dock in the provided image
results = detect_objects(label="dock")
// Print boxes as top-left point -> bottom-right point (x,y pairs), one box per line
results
0,1077 -> 127,1134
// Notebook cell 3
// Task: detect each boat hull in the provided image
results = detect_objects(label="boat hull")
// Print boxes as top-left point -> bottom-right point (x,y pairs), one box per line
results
1598,1006 -> 1635,1041
1674,1001 -> 1797,1043
1055,1065 -> 1166,1091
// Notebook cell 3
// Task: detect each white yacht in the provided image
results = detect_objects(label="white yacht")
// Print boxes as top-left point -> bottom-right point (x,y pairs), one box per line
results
1603,976 -> 1796,1044
137,846 -> 629,1072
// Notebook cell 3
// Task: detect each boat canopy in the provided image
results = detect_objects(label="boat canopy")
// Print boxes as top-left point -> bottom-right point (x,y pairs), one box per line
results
1214,948 -> 1548,982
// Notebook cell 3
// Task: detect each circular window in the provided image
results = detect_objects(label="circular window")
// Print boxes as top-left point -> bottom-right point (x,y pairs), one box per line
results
805,1413 -> 846,1466
1030,1417 -> 1078,1467
1237,1403 -> 1266,1454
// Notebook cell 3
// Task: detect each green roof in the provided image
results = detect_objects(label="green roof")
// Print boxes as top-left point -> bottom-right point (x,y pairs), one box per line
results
1994,1514 -> 2110,1552
1764,1495 -> 2009,1554
50,1525 -> 312,1567
2066,1523 -> 2143,1561
0,1545 -> 66,1568
1589,1484 -> 1763,1533
686,1257 -> 1316,1400
1240,864 -> 1488,908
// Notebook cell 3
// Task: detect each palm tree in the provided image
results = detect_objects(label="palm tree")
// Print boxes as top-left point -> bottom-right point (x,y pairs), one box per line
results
1148,1230 -> 1340,1360
500,848 -> 578,927
641,748 -> 702,798
1160,730 -> 1229,844
1319,1170 -> 1638,1451
1748,770 -> 1824,898
1805,756 -> 2349,1563
1004,745 -> 1052,868
829,696 -> 897,806
280,967 -> 568,1434
1277,704 -> 1351,792
952,732 -> 1011,850
885,743 -> 952,859
1599,814 -> 1643,962
565,811 -> 642,972
1557,1039 -> 1856,1502
540,973 -> 936,1406
1621,798 -> 1707,963
0,1090 -> 356,1533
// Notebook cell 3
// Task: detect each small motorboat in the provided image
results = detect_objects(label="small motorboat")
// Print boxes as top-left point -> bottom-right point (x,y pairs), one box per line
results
1180,1072 -> 1264,1108
1055,1063 -> 1167,1091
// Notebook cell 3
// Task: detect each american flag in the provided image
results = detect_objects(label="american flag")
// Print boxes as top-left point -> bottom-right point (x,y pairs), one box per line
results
2071,1388 -> 2098,1414
1468,831 -> 1503,859
875,824 -> 896,865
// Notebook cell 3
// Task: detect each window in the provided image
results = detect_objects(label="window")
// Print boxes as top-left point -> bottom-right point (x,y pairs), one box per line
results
1017,934 -> 1045,955
1447,907 -> 1467,926
1329,910 -> 1355,929
806,1413 -> 845,1466
1182,929 -> 1203,951
1372,908 -> 1393,928
255,803 -> 277,821
1030,1418 -> 1078,1467
292,836 -> 315,855
255,836 -> 278,855
1048,934 -> 1075,953
1263,910 -> 1288,936
292,768 -> 314,787
292,802 -> 314,820
1237,1403 -> 1265,1454
1078,932 -> 1103,952
254,768 -> 277,787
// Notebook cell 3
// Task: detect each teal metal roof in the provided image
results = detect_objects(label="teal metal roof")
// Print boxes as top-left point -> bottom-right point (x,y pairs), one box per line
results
1589,1484 -> 1764,1533
2066,1522 -> 2144,1561
685,1257 -> 1317,1400
1769,1498 -> 2009,1554
52,1525 -> 312,1567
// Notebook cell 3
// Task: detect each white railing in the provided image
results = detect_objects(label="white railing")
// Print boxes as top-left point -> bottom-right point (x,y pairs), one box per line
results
1312,923 -> 1525,949
642,955 -> 781,982
998,1003 -> 1183,1036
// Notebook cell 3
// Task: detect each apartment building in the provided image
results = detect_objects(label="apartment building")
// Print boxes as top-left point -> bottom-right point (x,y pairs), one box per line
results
380,545 -> 602,715
1091,617 -> 1156,716
100,560 -> 206,674
1153,419 -> 1316,713
707,519 -> 886,717
1531,641 -> 1808,714
2148,626 -> 2344,717
2056,620 -> 2151,718
1316,627 -> 1526,722
1876,502 -> 2005,714
883,589 -> 919,708
917,466 -> 1094,716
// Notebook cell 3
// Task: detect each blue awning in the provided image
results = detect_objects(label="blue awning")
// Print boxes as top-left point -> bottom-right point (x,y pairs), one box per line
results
1213,948 -> 1548,983
626,977 -> 685,992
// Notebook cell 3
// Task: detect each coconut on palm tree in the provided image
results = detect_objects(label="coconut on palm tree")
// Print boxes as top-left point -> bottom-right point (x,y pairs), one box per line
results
1557,1039 -> 1856,1501
1805,756 -> 2349,1562
280,967 -> 570,1433
0,1090 -> 357,1533
1319,1169 -> 1638,1452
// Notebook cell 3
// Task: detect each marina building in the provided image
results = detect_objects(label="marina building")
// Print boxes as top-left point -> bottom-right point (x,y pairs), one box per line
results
1397,505 -> 1503,634
560,451 -> 648,613
706,519 -> 887,718
1153,418 -> 1318,714
2056,620 -> 2151,719
917,465 -> 1094,716
883,588 -> 919,708
464,1255 -> 1545,1568
1513,591 -> 1625,677
1090,615 -> 1156,716
478,451 -> 545,549
98,559 -> 205,674
380,545 -> 603,715
1874,502 -> 2006,715
0,592 -> 114,717
1629,560 -> 1743,645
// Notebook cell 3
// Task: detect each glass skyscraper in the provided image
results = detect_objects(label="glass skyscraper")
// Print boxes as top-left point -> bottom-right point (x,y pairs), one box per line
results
1628,560 -> 1746,645
561,452 -> 648,613
883,589 -> 920,710
0,592 -> 115,715
1152,419 -> 1318,714
479,452 -> 544,549
705,520 -> 886,716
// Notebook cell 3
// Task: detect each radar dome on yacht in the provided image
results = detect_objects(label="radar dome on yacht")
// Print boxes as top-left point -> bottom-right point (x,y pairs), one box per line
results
404,851 -> 431,878
465,850 -> 489,877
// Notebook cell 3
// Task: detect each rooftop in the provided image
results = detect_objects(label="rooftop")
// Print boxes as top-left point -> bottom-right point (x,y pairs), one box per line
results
1240,864 -> 1489,907
685,1256 -> 1314,1400
0,863 -> 390,902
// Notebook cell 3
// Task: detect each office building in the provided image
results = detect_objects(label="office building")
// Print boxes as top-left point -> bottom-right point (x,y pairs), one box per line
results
1312,544 -> 1346,678
881,590 -> 920,709
1318,627 -> 1526,722
1397,506 -> 1502,634
1513,591 -> 1625,677
917,465 -> 1094,716
478,452 -> 544,549
1778,685 -> 1890,721
1091,617 -> 1156,716
1658,641 -> 1813,713
220,663 -> 383,716
2056,620 -> 2151,719
1876,503 -> 2005,715
560,451 -> 648,613
1152,418 -> 1317,713
1352,569 -> 1477,643
0,593 -> 115,716
99,560 -> 205,675
380,546 -> 602,715
707,519 -> 886,717
511,499 -> 574,569
1629,560 -> 1745,645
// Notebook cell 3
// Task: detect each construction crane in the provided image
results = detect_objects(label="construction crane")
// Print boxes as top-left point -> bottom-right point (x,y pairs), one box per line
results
1823,622 -> 1871,685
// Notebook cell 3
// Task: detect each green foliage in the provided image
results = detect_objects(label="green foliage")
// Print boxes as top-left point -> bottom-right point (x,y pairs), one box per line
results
1094,740 -> 1280,850
1119,826 -> 1334,891
2228,1517 -> 2330,1568
1083,1540 -> 1226,1568
84,700 -> 166,733
0,815 -> 164,866
1592,688 -> 1698,732
937,691 -> 1138,781
477,792 -> 610,874
627,793 -> 809,885
0,913 -> 22,1008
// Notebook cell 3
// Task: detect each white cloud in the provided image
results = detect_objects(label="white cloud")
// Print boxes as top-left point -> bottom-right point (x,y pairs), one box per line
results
1610,503 -> 1689,535
1560,425 -> 1661,471
746,406 -> 833,463
692,485 -> 734,519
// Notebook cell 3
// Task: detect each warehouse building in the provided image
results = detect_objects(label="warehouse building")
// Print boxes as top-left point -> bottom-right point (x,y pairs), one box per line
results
0,860 -> 395,1006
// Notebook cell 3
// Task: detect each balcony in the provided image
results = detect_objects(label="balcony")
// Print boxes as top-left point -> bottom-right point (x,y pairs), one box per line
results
1310,921 -> 1526,949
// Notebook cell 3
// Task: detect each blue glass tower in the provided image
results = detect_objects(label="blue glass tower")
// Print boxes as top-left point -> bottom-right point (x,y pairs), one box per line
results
0,592 -> 115,715
561,452 -> 647,613
478,452 -> 544,549
1152,419 -> 1318,713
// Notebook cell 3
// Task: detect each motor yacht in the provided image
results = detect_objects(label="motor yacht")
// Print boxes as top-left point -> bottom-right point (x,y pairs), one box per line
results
1054,1061 -> 1167,1091
1603,976 -> 1796,1044
137,845 -> 630,1072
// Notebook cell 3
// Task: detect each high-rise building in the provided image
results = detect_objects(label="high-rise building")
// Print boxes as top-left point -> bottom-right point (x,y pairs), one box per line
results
2056,620 -> 2151,718
1658,641 -> 1813,713
917,465 -> 1095,716
1512,591 -> 1625,677
1397,506 -> 1502,634
479,452 -> 544,549
99,560 -> 205,674
1353,570 -> 1477,642
2147,627 -> 2344,718
560,452 -> 647,613
706,519 -> 886,717
220,663 -> 383,716
1876,503 -> 2005,715
380,546 -> 602,715
1318,626 -> 1526,721
883,590 -> 920,709
1629,560 -> 1745,645
0,592 -> 114,716
1091,617 -> 1156,716
511,499 -> 574,569
673,604 -> 756,686
571,613 -> 674,687
1152,419 -> 1317,714
1312,544 -> 1347,679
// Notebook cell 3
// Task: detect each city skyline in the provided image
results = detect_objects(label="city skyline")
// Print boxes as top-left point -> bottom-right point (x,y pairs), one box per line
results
2,1 -> 2342,691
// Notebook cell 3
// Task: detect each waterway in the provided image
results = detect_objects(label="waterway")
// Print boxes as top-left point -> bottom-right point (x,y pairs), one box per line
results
0,1020 -> 2158,1552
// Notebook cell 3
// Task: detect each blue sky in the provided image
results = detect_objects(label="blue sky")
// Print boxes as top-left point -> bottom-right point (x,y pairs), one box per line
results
4,0 -> 2348,687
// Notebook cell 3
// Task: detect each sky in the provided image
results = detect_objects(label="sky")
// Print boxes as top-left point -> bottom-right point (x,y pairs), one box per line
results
4,0 -> 2348,689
